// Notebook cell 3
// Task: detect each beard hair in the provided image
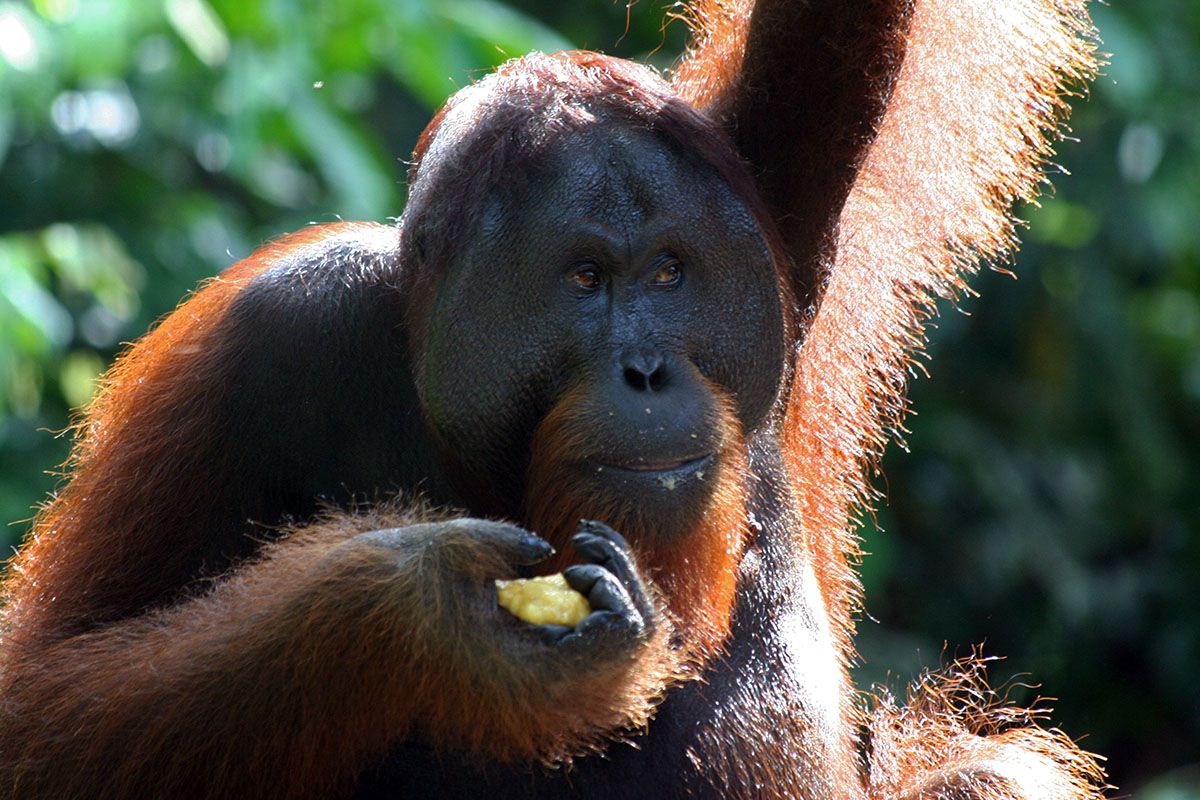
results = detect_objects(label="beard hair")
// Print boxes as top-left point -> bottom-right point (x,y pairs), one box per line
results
523,381 -> 750,661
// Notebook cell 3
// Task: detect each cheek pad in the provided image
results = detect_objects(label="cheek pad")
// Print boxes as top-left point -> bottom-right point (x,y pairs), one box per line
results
687,266 -> 785,425
422,286 -> 566,472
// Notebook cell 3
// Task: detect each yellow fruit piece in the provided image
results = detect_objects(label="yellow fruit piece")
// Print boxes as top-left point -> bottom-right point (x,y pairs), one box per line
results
495,573 -> 591,627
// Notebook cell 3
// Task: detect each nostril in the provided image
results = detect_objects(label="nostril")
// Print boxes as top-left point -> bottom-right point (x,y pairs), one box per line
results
646,364 -> 665,392
620,349 -> 667,392
619,355 -> 667,395
623,366 -> 650,392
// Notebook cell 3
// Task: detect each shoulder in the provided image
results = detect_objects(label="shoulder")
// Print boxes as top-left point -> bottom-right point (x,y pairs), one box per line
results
214,223 -> 418,475
218,221 -> 409,389
226,222 -> 402,319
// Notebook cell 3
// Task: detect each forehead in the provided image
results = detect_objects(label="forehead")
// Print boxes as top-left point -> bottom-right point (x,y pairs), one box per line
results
497,124 -> 756,237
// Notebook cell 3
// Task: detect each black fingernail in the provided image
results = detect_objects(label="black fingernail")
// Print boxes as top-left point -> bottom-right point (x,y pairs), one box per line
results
536,624 -> 572,642
522,535 -> 554,557
572,532 -> 600,548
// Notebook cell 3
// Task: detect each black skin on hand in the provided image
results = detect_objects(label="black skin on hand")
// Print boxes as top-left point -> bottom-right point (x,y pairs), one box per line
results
536,521 -> 655,648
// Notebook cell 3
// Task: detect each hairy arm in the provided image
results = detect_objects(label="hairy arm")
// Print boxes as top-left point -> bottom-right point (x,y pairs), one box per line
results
0,510 -> 678,800
674,0 -> 915,305
685,1 -> 1103,797
757,0 -> 1102,797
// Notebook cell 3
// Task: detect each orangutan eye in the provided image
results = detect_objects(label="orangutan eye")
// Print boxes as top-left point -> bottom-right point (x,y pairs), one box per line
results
569,266 -> 603,293
650,258 -> 682,288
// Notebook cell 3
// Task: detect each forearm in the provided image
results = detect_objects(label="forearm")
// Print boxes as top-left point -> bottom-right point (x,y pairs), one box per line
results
0,514 -> 687,798
0,524 -> 407,800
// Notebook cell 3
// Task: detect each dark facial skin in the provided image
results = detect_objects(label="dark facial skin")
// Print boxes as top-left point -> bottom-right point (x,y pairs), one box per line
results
419,123 -> 785,529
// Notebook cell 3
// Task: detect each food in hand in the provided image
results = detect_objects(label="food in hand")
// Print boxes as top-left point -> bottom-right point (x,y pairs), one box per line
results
496,573 -> 591,627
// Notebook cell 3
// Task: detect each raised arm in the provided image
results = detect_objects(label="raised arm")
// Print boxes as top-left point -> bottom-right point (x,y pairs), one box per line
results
674,0 -> 915,306
682,0 -> 1102,798
700,0 -> 1102,797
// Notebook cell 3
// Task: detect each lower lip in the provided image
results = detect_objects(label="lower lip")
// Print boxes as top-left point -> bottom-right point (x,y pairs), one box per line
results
596,453 -> 713,481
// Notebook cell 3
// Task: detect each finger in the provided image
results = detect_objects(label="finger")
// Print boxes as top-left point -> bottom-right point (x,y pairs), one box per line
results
530,624 -> 573,644
556,611 -> 627,655
504,532 -> 556,566
574,521 -> 639,584
575,607 -> 644,645
577,519 -> 632,551
572,526 -> 655,622
445,519 -> 555,566
562,563 -> 603,596
563,564 -> 633,614
571,531 -> 632,580
552,591 -> 647,657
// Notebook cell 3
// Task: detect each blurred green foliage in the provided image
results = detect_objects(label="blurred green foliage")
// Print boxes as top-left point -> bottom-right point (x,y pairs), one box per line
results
0,0 -> 1196,795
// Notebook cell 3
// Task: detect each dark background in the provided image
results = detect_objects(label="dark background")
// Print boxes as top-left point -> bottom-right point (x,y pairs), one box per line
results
1,0 -> 1196,794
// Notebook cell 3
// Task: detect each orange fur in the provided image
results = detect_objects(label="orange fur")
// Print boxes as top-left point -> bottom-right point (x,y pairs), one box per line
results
525,380 -> 749,661
867,657 -> 1108,799
1,222 -> 397,645
0,221 -> 685,799
1,503 -> 431,800
784,0 -> 1099,663
0,501 -> 681,799
677,0 -> 1104,796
